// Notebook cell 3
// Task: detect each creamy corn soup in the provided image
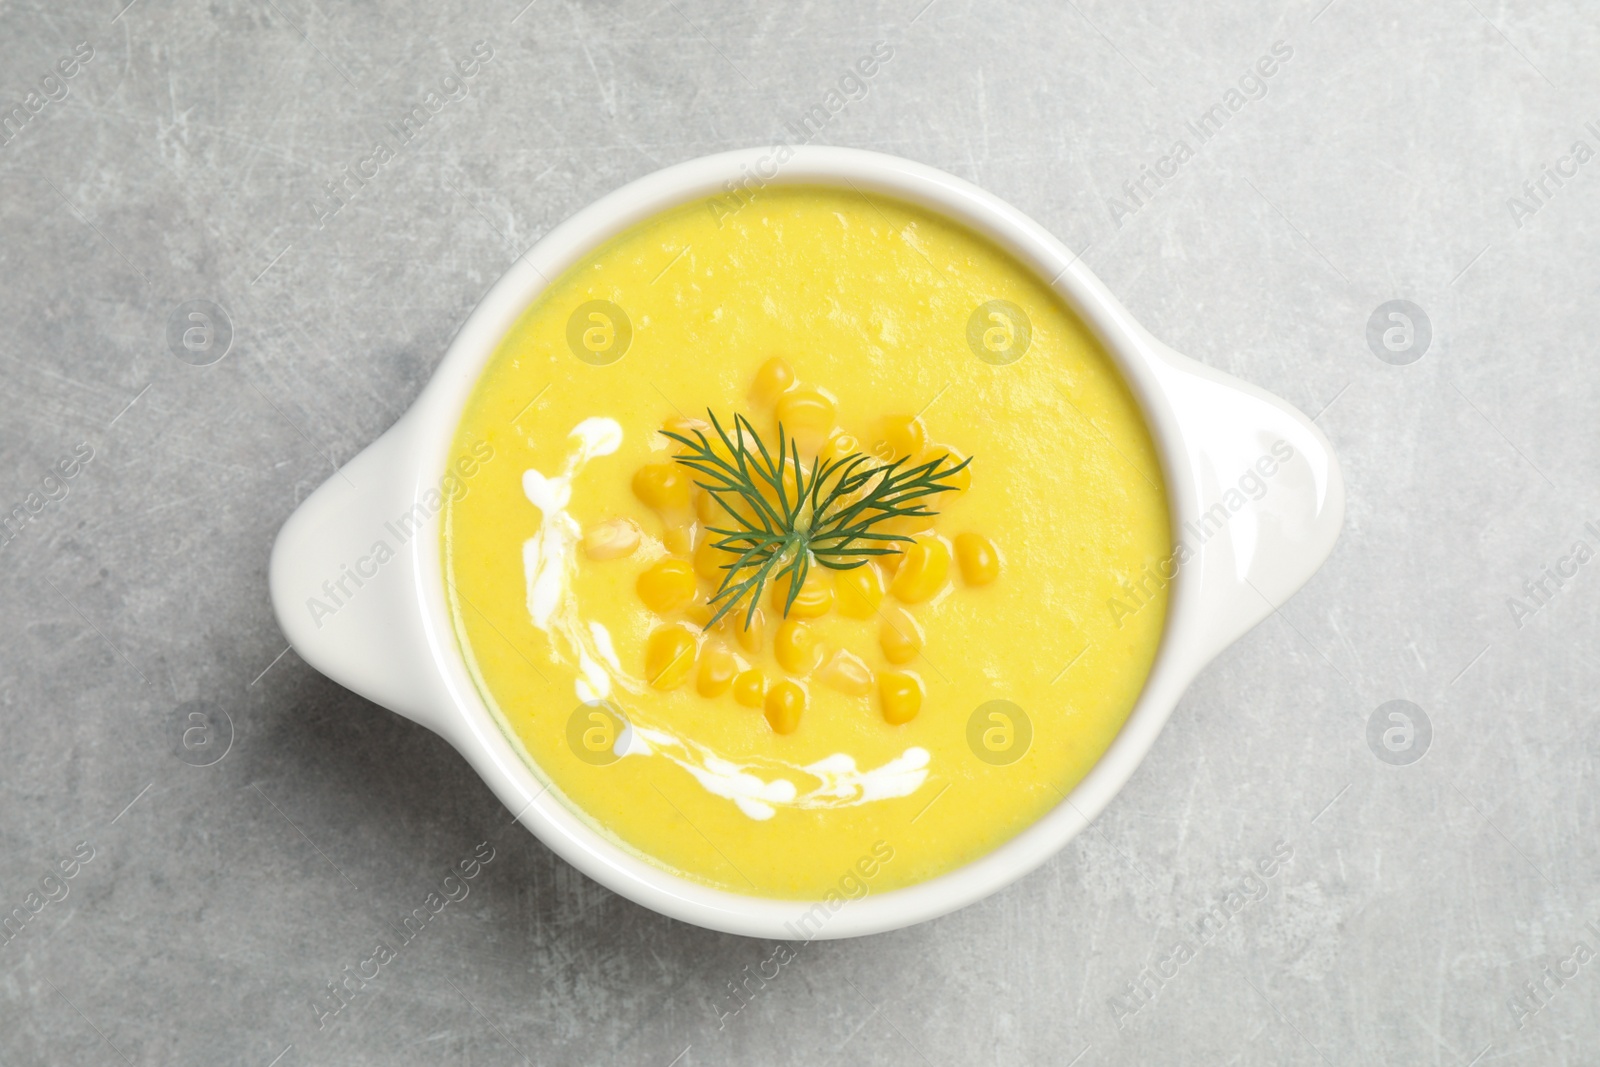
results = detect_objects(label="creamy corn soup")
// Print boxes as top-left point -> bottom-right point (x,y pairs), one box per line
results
442,186 -> 1169,898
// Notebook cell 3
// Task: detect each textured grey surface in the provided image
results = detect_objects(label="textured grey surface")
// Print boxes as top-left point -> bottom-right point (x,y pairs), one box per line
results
0,1 -> 1595,1064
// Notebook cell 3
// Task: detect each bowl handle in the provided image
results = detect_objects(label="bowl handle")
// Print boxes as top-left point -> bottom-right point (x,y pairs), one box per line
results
1147,342 -> 1345,666
268,418 -> 460,741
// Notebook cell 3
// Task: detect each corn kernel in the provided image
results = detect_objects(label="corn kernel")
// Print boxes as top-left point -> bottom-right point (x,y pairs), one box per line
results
818,649 -> 872,697
632,462 -> 691,511
878,670 -> 923,724
871,414 -> 926,461
708,489 -> 764,532
644,625 -> 698,690
835,564 -> 885,619
582,519 -> 640,561
879,605 -> 923,665
774,618 -> 821,675
695,488 -> 722,525
818,431 -> 861,464
881,511 -> 938,537
637,558 -> 698,614
729,606 -> 765,655
662,415 -> 710,444
750,356 -> 796,406
770,568 -> 833,619
954,532 -> 1001,586
764,681 -> 806,734
694,536 -> 734,581
775,387 -> 836,447
662,523 -> 695,556
926,445 -> 971,493
733,669 -> 766,707
696,645 -> 738,697
889,535 -> 951,604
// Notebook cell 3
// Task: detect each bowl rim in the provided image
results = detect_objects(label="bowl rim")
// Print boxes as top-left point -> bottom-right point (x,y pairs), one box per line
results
405,146 -> 1209,939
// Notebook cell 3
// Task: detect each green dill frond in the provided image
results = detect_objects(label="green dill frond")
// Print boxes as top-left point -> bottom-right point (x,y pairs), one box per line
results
662,410 -> 971,630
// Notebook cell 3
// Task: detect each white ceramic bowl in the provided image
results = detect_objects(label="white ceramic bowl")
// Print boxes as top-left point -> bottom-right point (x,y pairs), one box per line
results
269,147 -> 1343,940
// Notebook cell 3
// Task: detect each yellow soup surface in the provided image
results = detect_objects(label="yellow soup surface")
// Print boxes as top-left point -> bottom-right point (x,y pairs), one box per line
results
442,185 -> 1170,898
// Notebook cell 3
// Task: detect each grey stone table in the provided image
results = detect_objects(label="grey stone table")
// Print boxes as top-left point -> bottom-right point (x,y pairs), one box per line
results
1,1 -> 1594,1064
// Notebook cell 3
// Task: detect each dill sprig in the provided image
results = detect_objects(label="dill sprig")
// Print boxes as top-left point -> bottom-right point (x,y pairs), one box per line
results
662,410 -> 971,630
